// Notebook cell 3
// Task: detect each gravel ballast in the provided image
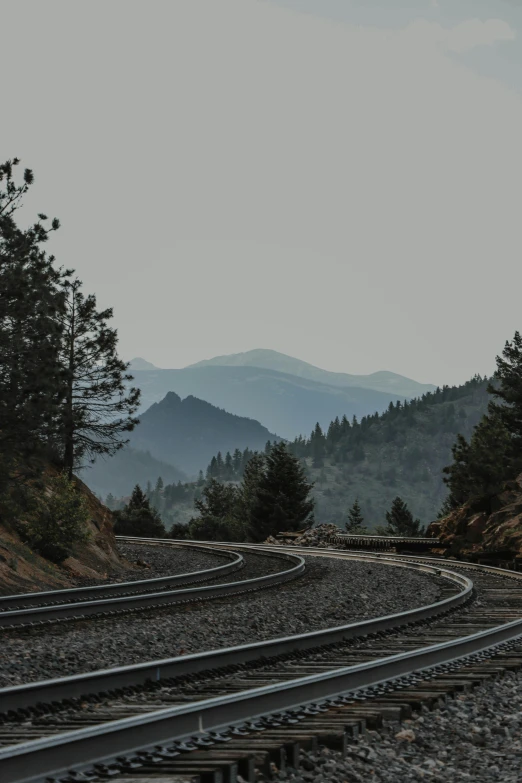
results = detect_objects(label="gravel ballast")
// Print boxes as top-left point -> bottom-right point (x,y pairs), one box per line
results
87,543 -> 235,584
0,551 -> 448,687
280,668 -> 522,782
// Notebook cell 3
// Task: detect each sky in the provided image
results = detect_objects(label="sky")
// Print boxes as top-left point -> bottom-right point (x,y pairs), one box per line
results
2,0 -> 522,386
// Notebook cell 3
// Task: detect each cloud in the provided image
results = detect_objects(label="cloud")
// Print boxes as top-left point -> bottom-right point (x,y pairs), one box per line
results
408,18 -> 516,53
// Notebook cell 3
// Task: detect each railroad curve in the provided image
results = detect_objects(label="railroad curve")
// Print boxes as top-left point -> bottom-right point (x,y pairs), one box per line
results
3,540 -> 521,782
0,541 -> 305,628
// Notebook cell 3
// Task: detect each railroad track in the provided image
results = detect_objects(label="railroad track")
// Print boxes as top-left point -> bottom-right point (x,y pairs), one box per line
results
0,541 -> 305,628
2,540 -> 522,783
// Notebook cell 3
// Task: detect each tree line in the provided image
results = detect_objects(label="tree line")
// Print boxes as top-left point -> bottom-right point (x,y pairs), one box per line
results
1,159 -> 139,559
288,376 -> 488,470
113,441 -> 316,542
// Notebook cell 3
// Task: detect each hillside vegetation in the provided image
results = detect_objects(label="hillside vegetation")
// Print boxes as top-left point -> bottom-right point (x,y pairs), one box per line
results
198,376 -> 489,530
292,376 -> 489,527
0,158 -> 137,581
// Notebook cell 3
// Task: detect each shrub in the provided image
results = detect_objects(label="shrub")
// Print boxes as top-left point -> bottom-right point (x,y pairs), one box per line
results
26,473 -> 90,562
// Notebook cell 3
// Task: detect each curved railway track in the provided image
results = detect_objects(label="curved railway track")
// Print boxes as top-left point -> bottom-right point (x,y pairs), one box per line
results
2,539 -> 522,782
0,541 -> 304,629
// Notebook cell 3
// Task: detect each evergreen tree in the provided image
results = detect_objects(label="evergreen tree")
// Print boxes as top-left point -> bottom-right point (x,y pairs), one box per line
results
345,498 -> 366,533
232,448 -> 243,476
207,456 -> 218,479
26,472 -> 90,562
248,442 -> 315,541
188,479 -> 244,541
382,496 -> 425,537
237,453 -> 266,530
193,478 -> 238,521
59,278 -> 140,478
224,451 -> 233,479
442,414 -> 511,510
311,422 -> 325,468
113,484 -> 166,538
487,331 -> 522,469
0,158 -> 66,484
105,492 -> 116,510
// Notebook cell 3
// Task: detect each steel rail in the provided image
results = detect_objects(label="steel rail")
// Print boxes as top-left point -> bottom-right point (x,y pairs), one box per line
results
0,553 -> 471,713
158,537 -> 522,581
2,622 -> 521,783
3,557 -> 522,783
0,548 -> 305,629
0,543 -> 243,611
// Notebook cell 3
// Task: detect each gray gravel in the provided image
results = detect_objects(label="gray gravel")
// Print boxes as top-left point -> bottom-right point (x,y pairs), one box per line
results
278,666 -> 522,782
0,554 -> 446,687
88,543 -> 232,584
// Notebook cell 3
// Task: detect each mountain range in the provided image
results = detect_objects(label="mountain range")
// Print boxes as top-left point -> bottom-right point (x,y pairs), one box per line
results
128,350 -> 435,439
187,349 -> 436,398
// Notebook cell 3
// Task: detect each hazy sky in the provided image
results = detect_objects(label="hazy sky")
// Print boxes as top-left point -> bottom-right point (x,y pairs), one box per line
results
3,0 -> 522,385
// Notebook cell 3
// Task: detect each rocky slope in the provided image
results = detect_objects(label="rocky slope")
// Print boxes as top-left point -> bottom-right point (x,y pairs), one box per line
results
427,473 -> 522,561
0,472 -> 126,594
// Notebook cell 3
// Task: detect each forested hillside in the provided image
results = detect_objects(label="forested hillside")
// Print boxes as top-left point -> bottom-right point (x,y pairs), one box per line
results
201,376 -> 489,529
298,376 -> 489,527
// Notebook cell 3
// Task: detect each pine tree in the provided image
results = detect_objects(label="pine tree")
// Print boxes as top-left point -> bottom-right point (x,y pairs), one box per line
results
105,492 -> 116,510
188,479 -> 244,541
232,448 -> 242,476
311,422 -> 325,468
207,456 -> 218,479
59,278 -> 140,478
345,498 -> 366,533
238,453 -> 266,530
382,496 -> 424,537
248,442 -> 315,541
488,331 -> 522,455
442,414 -> 511,510
113,484 -> 166,538
224,451 -> 233,479
0,158 -> 66,484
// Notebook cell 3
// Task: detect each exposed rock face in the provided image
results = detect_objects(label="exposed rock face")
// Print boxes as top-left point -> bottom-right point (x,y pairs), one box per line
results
426,473 -> 522,560
0,471 -> 127,594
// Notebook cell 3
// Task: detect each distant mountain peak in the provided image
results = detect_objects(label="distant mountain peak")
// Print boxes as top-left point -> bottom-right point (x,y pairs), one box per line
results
159,391 -> 182,407
130,391 -> 280,475
186,349 -> 436,398
129,357 -> 158,371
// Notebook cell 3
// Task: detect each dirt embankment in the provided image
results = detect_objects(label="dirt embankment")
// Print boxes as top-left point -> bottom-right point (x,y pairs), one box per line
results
0,473 -> 128,594
427,473 -> 522,561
